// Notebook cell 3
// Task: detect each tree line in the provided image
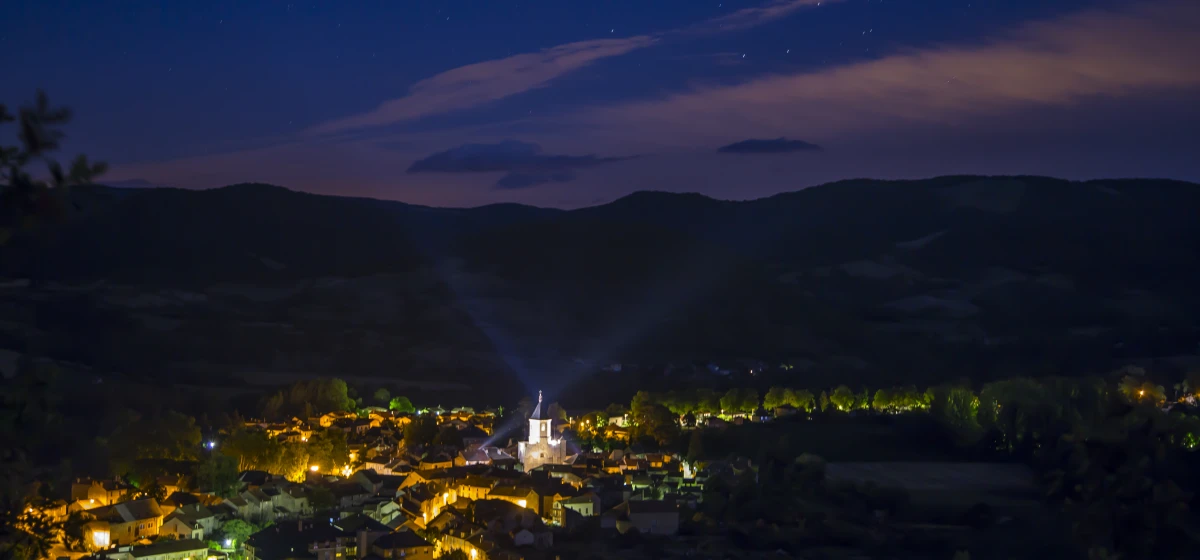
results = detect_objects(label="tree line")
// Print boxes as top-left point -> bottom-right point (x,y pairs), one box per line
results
615,368 -> 1200,451
679,369 -> 1200,559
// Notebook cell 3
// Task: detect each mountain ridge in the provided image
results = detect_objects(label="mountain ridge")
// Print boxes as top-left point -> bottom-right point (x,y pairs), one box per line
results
2,175 -> 1199,401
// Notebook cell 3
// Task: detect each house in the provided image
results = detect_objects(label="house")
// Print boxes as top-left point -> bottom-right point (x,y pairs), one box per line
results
607,414 -> 630,428
333,514 -> 392,558
417,453 -> 454,471
85,498 -> 165,546
509,527 -> 553,549
456,476 -> 498,501
352,419 -> 374,435
127,538 -> 209,560
356,498 -> 403,526
160,492 -> 201,511
239,471 -> 274,490
354,470 -> 386,494
437,526 -> 493,560
774,404 -> 799,417
72,478 -> 133,506
531,480 -> 577,518
456,449 -> 490,467
400,469 -> 457,490
331,481 -> 373,509
640,454 -> 671,469
160,516 -> 203,541
265,486 -> 311,519
368,530 -> 434,560
469,500 -> 553,550
161,503 -> 217,539
485,486 -> 537,512
398,484 -> 445,527
458,426 -> 490,450
556,493 -> 599,518
224,489 -> 275,522
601,500 -> 679,535
318,411 -> 357,428
363,458 -> 391,475
245,520 -> 351,560
705,417 -> 729,429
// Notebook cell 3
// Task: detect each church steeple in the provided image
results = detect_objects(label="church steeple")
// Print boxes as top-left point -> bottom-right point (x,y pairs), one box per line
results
530,390 -> 545,420
519,389 -> 564,472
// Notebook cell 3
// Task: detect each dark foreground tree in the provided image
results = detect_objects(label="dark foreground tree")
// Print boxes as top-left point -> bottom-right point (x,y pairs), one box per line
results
1,91 -> 106,246
1,96 -> 105,560
195,454 -> 240,498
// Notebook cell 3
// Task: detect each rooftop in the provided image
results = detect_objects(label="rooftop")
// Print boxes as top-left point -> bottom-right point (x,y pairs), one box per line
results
130,538 -> 207,558
372,530 -> 432,550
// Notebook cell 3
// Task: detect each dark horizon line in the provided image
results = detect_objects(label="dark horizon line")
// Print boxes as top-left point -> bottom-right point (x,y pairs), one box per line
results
92,173 -> 1200,212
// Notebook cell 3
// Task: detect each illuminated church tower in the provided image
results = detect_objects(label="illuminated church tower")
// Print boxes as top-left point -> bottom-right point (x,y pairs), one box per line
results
517,391 -> 566,472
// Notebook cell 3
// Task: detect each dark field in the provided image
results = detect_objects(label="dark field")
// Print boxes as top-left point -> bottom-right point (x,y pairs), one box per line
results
698,413 -> 985,462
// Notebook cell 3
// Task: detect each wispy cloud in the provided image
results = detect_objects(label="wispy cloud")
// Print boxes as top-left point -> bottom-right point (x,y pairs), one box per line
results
307,0 -> 831,135
676,0 -> 830,36
717,138 -> 823,154
582,1 -> 1200,146
307,36 -> 657,135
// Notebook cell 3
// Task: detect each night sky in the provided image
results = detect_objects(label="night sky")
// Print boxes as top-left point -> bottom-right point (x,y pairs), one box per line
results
5,0 -> 1199,208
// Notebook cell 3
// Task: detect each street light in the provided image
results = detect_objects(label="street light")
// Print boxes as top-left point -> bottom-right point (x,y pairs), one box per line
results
310,465 -> 320,472
224,539 -> 233,549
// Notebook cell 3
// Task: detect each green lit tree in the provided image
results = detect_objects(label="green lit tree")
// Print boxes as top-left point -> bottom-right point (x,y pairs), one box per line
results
762,387 -> 790,411
872,388 -> 893,413
388,396 -> 415,414
221,519 -> 258,549
719,388 -> 758,415
828,386 -> 855,412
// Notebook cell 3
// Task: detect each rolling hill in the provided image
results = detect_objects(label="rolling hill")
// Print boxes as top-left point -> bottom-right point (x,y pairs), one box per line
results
2,176 -> 1198,402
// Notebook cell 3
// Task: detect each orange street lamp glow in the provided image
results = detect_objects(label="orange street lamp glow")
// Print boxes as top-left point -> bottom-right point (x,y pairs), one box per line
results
310,465 -> 319,472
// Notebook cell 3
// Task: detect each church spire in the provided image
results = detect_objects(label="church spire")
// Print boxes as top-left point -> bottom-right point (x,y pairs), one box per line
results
530,390 -> 545,420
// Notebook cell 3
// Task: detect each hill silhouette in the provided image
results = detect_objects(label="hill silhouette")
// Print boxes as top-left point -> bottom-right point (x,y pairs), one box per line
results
1,175 -> 1198,399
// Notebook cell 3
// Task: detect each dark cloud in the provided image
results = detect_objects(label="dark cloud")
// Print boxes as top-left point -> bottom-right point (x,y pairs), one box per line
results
407,140 -> 630,188
717,137 -> 823,154
495,171 -> 577,190
105,178 -> 173,189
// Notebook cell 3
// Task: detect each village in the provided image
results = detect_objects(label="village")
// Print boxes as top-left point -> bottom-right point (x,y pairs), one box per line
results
35,390 -> 706,560
12,369 -> 1200,560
